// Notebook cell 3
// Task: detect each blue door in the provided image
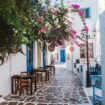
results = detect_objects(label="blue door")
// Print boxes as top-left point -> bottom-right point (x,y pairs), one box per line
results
43,42 -> 47,68
27,43 -> 33,73
60,49 -> 66,63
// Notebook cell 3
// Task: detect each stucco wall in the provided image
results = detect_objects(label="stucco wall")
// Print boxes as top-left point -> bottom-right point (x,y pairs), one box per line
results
0,45 -> 26,96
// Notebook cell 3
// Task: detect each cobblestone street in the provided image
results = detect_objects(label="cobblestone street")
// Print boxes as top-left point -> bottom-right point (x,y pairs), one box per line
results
0,66 -> 91,105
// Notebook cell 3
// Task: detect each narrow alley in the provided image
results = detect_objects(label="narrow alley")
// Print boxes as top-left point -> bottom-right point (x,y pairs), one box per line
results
0,64 -> 92,105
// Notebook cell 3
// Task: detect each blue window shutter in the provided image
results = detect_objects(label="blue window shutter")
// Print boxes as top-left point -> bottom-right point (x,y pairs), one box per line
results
81,7 -> 90,18
86,8 -> 88,18
86,8 -> 90,18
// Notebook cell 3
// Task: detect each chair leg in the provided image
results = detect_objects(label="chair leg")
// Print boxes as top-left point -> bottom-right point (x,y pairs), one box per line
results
41,75 -> 43,81
27,86 -> 28,95
19,88 -> 21,96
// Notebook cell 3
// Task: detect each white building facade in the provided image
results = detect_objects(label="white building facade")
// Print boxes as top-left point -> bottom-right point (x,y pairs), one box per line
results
0,42 -> 51,96
0,0 -> 104,102
51,0 -> 100,86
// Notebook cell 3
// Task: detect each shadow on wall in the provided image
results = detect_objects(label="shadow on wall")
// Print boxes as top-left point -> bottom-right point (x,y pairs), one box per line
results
99,10 -> 105,105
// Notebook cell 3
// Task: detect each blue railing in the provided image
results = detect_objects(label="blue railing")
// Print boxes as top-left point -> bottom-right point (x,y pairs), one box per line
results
90,66 -> 101,75
93,85 -> 102,105
90,75 -> 102,105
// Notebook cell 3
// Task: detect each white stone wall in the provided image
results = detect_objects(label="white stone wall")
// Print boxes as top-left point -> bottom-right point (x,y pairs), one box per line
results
70,0 -> 99,86
0,40 -> 52,95
46,44 -> 52,65
0,42 -> 51,96
0,60 -> 11,96
0,45 -> 26,96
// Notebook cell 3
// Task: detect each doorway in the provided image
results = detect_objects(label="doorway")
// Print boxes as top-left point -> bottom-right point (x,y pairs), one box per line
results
37,42 -> 42,67
27,43 -> 33,73
43,42 -> 47,67
60,49 -> 66,63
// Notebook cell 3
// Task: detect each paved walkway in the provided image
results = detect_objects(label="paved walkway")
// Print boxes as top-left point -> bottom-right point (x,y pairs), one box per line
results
0,65 -> 92,105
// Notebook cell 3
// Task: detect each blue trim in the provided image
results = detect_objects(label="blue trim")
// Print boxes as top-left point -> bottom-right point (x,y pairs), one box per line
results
93,83 -> 102,104
26,43 -> 33,73
60,49 -> 66,63
81,7 -> 91,18
43,43 -> 47,68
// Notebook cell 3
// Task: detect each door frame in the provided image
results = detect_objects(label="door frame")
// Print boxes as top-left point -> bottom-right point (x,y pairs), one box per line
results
60,49 -> 66,63
26,43 -> 33,73
43,42 -> 47,68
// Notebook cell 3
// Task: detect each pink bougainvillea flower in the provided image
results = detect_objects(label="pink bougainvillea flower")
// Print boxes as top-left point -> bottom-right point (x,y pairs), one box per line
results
84,26 -> 89,32
40,26 -> 49,33
70,35 -> 76,39
40,28 -> 45,33
78,10 -> 84,17
71,30 -> 77,35
39,26 -> 47,33
52,11 -> 57,15
74,40 -> 80,47
76,43 -> 80,47
72,4 -> 80,9
63,38 -> 66,40
36,18 -> 44,23
71,36 -> 74,39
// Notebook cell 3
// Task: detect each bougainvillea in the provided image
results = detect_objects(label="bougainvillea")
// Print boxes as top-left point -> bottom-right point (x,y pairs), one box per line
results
31,1 -> 87,47
0,0 -> 88,64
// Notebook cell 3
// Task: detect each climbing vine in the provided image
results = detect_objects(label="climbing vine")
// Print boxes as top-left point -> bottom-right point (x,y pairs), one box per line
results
0,0 -> 87,65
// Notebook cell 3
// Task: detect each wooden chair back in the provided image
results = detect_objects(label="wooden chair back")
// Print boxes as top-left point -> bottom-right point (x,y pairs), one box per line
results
21,72 -> 29,77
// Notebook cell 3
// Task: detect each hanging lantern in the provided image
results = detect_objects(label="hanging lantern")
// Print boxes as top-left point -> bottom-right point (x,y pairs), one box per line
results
70,47 -> 74,52
48,44 -> 55,52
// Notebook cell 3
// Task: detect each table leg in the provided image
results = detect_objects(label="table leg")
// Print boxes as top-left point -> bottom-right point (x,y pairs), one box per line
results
31,79 -> 32,95
35,76 -> 37,91
48,71 -> 49,81
46,72 -> 47,83
11,77 -> 13,94
15,79 -> 17,94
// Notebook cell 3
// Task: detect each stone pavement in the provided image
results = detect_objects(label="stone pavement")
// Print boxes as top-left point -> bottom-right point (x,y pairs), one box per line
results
0,66 -> 91,105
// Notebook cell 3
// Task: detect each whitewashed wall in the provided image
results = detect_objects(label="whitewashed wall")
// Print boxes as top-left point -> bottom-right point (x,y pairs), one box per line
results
46,44 -> 52,65
54,0 -> 99,87
33,42 -> 38,69
0,39 -> 52,97
0,45 -> 26,96
99,0 -> 105,104
100,13 -> 105,105
0,60 -> 11,96
71,0 -> 99,86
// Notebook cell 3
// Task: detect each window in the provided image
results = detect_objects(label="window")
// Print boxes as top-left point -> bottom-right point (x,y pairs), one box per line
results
81,7 -> 91,18
80,43 -> 94,59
